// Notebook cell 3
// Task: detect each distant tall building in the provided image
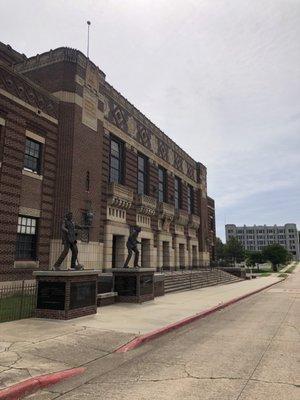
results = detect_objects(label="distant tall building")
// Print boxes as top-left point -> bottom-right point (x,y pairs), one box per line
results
225,224 -> 300,261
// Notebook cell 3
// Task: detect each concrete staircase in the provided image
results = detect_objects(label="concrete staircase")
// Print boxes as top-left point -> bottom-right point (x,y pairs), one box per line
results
164,268 -> 242,294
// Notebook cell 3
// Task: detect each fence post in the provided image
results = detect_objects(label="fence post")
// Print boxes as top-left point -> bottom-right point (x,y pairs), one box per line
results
19,280 -> 25,320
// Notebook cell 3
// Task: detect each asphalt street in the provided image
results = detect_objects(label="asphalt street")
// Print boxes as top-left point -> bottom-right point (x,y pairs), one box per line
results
31,267 -> 299,400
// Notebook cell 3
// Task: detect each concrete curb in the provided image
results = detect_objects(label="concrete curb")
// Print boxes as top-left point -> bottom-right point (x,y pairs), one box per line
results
115,278 -> 284,353
0,367 -> 85,400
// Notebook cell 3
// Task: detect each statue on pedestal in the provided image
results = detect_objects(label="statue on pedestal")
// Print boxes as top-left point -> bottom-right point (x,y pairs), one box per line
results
53,212 -> 84,271
123,226 -> 141,268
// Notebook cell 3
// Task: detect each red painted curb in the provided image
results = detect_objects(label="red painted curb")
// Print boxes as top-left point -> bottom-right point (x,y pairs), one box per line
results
115,279 -> 284,353
0,367 -> 85,400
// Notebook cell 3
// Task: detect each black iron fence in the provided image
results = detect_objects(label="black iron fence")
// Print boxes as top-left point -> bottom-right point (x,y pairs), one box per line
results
0,281 -> 37,323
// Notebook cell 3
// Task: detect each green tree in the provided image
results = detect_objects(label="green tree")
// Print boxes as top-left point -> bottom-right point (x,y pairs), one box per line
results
262,244 -> 289,272
245,251 -> 265,270
224,237 -> 245,265
215,237 -> 225,261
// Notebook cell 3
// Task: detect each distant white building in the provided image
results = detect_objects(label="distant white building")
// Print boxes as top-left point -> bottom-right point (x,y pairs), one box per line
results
225,223 -> 300,261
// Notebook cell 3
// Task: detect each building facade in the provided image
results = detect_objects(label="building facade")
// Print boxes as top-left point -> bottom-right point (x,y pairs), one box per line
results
0,43 -> 216,282
225,223 -> 300,260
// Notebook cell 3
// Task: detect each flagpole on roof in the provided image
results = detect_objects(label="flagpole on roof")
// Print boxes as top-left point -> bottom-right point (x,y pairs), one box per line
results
87,21 -> 91,59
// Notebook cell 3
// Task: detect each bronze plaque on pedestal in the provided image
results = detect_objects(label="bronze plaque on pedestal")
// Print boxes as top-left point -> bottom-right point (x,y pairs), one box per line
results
37,281 -> 66,310
70,281 -> 96,309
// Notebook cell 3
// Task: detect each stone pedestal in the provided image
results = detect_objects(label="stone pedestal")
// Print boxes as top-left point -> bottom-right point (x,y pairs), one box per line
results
33,270 -> 99,320
112,268 -> 155,303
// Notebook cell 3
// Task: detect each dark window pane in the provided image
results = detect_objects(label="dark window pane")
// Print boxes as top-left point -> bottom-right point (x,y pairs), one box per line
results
111,140 -> 119,155
138,156 -> 144,170
110,157 -> 119,170
138,181 -> 144,195
109,137 -> 123,184
110,168 -> 120,183
158,167 -> 166,202
174,177 -> 181,209
158,190 -> 164,203
187,185 -> 194,214
24,138 -> 41,173
138,171 -> 144,182
137,154 -> 148,195
16,215 -> 37,260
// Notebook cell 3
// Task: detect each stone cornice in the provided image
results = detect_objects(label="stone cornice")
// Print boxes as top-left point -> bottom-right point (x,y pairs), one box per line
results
14,47 -> 106,80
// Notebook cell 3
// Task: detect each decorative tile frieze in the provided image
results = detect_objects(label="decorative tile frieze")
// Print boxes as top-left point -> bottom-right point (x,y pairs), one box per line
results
137,123 -> 151,149
0,65 -> 58,119
157,139 -> 168,161
98,93 -> 110,117
150,134 -> 158,153
127,116 -> 138,138
110,104 -> 128,132
168,148 -> 174,165
174,152 -> 183,172
187,163 -> 195,180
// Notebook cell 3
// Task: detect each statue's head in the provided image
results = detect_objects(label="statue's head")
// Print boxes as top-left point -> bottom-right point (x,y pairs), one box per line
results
66,212 -> 73,220
135,226 -> 141,233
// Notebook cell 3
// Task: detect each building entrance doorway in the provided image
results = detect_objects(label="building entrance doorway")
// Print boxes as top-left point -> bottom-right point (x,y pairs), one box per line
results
141,239 -> 151,268
112,235 -> 126,268
192,245 -> 198,268
162,241 -> 170,270
179,243 -> 185,269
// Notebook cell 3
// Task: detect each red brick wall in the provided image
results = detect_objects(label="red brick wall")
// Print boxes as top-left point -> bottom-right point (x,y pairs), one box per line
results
99,132 -> 110,242
24,61 -> 79,94
69,105 -> 104,242
0,72 -> 58,281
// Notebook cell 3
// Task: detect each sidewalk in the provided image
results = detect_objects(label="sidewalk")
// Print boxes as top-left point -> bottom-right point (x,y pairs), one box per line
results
0,274 -> 283,392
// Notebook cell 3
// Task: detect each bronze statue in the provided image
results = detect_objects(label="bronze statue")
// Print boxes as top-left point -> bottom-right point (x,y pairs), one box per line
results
123,226 -> 142,268
53,212 -> 84,271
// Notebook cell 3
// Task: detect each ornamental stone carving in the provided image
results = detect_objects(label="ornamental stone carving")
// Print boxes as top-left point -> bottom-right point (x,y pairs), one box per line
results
157,202 -> 175,231
137,125 -> 151,149
98,93 -> 110,117
189,214 -> 200,229
127,116 -> 137,138
174,152 -> 183,171
182,160 -> 188,175
150,135 -> 158,154
136,194 -> 157,216
157,139 -> 168,161
175,209 -> 189,226
168,148 -> 174,165
107,182 -> 133,209
112,105 -> 127,131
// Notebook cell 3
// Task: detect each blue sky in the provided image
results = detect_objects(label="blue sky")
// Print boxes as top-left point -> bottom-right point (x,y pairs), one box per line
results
1,0 -> 299,241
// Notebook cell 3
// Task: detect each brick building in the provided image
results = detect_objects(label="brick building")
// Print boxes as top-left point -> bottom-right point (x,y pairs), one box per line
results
0,43 -> 216,282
